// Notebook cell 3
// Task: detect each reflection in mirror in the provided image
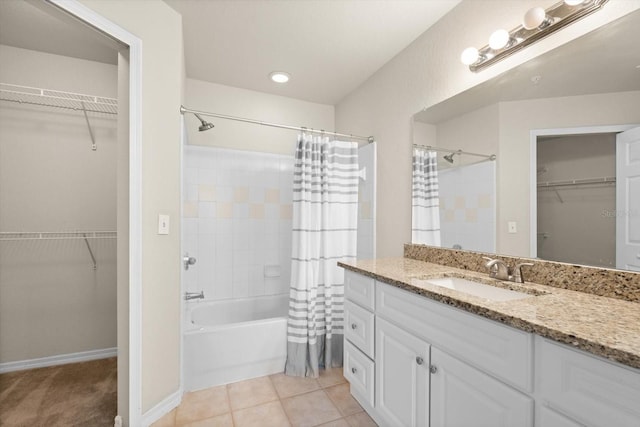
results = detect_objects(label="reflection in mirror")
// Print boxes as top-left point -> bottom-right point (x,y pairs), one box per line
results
411,144 -> 496,253
412,8 -> 640,272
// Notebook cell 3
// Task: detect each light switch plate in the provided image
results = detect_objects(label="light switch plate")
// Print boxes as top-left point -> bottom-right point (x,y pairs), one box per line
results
508,221 -> 517,234
158,214 -> 170,235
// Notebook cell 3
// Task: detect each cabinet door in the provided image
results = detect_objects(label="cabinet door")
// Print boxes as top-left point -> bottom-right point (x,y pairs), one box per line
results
376,317 -> 430,427
431,348 -> 533,427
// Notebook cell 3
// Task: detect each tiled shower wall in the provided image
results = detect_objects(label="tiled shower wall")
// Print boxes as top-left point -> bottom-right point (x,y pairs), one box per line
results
183,145 -> 293,300
357,143 -> 376,260
438,160 -> 496,253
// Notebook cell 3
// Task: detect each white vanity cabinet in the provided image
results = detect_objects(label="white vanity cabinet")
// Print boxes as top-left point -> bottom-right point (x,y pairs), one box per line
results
376,317 -> 430,427
342,269 -> 640,427
430,347 -> 533,427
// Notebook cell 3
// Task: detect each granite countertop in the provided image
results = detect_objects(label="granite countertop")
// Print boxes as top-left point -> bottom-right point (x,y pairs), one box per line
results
339,257 -> 640,370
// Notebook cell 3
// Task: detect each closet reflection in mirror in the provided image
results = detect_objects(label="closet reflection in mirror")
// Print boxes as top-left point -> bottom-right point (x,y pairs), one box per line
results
411,8 -> 640,272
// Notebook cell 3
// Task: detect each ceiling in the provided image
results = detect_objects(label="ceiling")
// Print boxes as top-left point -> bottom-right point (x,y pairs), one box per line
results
0,0 -> 461,105
414,8 -> 640,124
0,0 -> 121,65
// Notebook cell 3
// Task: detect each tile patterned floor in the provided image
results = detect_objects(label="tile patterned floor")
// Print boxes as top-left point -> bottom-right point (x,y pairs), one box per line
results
152,368 -> 377,427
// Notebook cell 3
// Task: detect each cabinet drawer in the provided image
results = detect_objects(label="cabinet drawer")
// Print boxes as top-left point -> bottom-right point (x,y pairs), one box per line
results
344,270 -> 375,311
376,281 -> 533,392
536,337 -> 640,427
344,340 -> 375,408
345,300 -> 375,359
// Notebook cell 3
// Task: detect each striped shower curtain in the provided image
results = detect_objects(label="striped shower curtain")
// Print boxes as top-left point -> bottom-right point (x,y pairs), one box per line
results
412,148 -> 441,245
285,134 -> 359,377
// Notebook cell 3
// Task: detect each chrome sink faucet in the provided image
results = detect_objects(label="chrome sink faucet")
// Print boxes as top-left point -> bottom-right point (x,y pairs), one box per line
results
483,257 -> 534,283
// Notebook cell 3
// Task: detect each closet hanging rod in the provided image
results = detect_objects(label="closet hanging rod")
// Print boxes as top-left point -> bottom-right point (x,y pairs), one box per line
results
537,176 -> 616,188
180,105 -> 375,143
413,144 -> 496,160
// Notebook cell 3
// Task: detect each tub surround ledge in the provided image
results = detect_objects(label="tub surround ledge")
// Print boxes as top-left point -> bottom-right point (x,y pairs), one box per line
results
338,256 -> 640,370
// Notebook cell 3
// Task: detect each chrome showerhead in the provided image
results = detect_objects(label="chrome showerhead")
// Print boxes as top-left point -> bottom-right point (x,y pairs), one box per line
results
443,153 -> 456,163
194,113 -> 214,132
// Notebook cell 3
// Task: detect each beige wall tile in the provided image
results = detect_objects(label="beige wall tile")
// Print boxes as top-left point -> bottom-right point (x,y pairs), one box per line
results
443,209 -> 455,223
359,202 -> 372,220
232,401 -> 291,427
217,202 -> 233,219
478,194 -> 491,209
280,204 -> 293,220
250,204 -> 265,219
454,196 -> 465,209
265,188 -> 280,204
465,208 -> 478,223
228,376 -> 278,411
199,185 -> 216,202
234,187 -> 249,203
183,202 -> 198,218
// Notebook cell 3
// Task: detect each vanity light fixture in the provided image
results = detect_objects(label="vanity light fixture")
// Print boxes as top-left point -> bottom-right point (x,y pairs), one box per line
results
269,71 -> 291,83
461,0 -> 609,72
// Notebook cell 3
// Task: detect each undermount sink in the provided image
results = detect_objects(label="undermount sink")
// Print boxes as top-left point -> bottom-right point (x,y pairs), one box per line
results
413,276 -> 535,302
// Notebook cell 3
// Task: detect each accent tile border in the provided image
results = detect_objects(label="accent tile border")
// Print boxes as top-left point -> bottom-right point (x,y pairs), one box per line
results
404,244 -> 640,303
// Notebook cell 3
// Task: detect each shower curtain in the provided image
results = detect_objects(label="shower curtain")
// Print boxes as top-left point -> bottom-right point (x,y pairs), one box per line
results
285,133 -> 359,377
412,148 -> 441,245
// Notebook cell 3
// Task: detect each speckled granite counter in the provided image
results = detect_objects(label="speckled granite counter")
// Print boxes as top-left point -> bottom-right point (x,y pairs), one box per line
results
338,257 -> 640,370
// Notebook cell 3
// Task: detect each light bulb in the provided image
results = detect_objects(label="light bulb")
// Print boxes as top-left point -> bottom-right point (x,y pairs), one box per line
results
523,7 -> 547,30
489,29 -> 510,50
460,47 -> 480,65
564,0 -> 586,5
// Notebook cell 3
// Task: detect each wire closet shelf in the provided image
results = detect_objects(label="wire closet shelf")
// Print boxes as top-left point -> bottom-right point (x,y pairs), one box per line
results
0,83 -> 118,115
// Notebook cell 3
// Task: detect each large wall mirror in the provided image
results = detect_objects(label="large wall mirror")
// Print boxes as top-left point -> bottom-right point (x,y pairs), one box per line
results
412,8 -> 640,272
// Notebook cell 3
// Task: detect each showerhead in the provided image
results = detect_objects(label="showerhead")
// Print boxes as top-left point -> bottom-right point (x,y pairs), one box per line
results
194,113 -> 215,132
443,153 -> 456,163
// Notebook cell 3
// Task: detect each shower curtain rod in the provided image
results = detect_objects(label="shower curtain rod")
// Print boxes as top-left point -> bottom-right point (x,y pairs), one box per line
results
413,143 -> 496,160
180,106 -> 374,143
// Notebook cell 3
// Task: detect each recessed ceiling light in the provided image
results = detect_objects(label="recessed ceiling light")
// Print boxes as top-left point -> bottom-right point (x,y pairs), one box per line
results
269,71 -> 290,83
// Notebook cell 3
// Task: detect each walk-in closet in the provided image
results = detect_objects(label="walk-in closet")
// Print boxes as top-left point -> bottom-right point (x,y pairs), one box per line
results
0,1 -> 121,424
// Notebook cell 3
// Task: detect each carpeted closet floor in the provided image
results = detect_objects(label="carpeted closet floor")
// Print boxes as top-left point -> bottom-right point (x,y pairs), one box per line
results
0,357 -> 117,427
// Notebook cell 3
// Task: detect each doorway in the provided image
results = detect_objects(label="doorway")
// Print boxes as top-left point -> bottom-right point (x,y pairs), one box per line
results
0,0 -> 142,424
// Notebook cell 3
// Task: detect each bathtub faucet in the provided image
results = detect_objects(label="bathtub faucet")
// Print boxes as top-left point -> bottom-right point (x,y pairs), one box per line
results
185,291 -> 205,301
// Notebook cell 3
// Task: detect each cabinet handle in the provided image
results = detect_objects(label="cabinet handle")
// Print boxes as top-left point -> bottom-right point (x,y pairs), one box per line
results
416,357 -> 424,365
351,367 -> 357,374
351,323 -> 357,330
430,365 -> 438,374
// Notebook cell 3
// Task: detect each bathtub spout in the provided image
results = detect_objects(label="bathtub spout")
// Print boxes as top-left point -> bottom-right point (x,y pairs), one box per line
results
185,291 -> 205,301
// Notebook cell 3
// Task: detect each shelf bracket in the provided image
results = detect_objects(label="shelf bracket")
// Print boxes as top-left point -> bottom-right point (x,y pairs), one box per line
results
81,101 -> 97,151
83,234 -> 97,270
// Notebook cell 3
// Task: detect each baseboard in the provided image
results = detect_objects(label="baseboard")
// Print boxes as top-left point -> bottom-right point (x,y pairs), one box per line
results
141,387 -> 183,427
0,347 -> 117,374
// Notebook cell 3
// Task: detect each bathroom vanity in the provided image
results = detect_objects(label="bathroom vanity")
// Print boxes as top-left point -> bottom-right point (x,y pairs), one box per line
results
339,253 -> 640,427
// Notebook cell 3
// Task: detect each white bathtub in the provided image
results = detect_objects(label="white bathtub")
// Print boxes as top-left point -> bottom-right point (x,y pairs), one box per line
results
184,294 -> 289,391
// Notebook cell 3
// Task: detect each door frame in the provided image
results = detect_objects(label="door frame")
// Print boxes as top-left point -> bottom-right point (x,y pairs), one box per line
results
48,0 -> 143,424
529,124 -> 637,258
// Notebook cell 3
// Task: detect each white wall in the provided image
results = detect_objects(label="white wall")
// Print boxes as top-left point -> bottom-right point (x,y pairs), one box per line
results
0,45 -> 117,363
78,0 -> 184,413
336,0 -> 640,257
185,78 -> 334,155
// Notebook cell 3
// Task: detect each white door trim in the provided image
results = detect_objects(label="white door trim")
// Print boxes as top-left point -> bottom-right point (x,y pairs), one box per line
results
529,124 -> 638,258
47,1 -> 143,425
